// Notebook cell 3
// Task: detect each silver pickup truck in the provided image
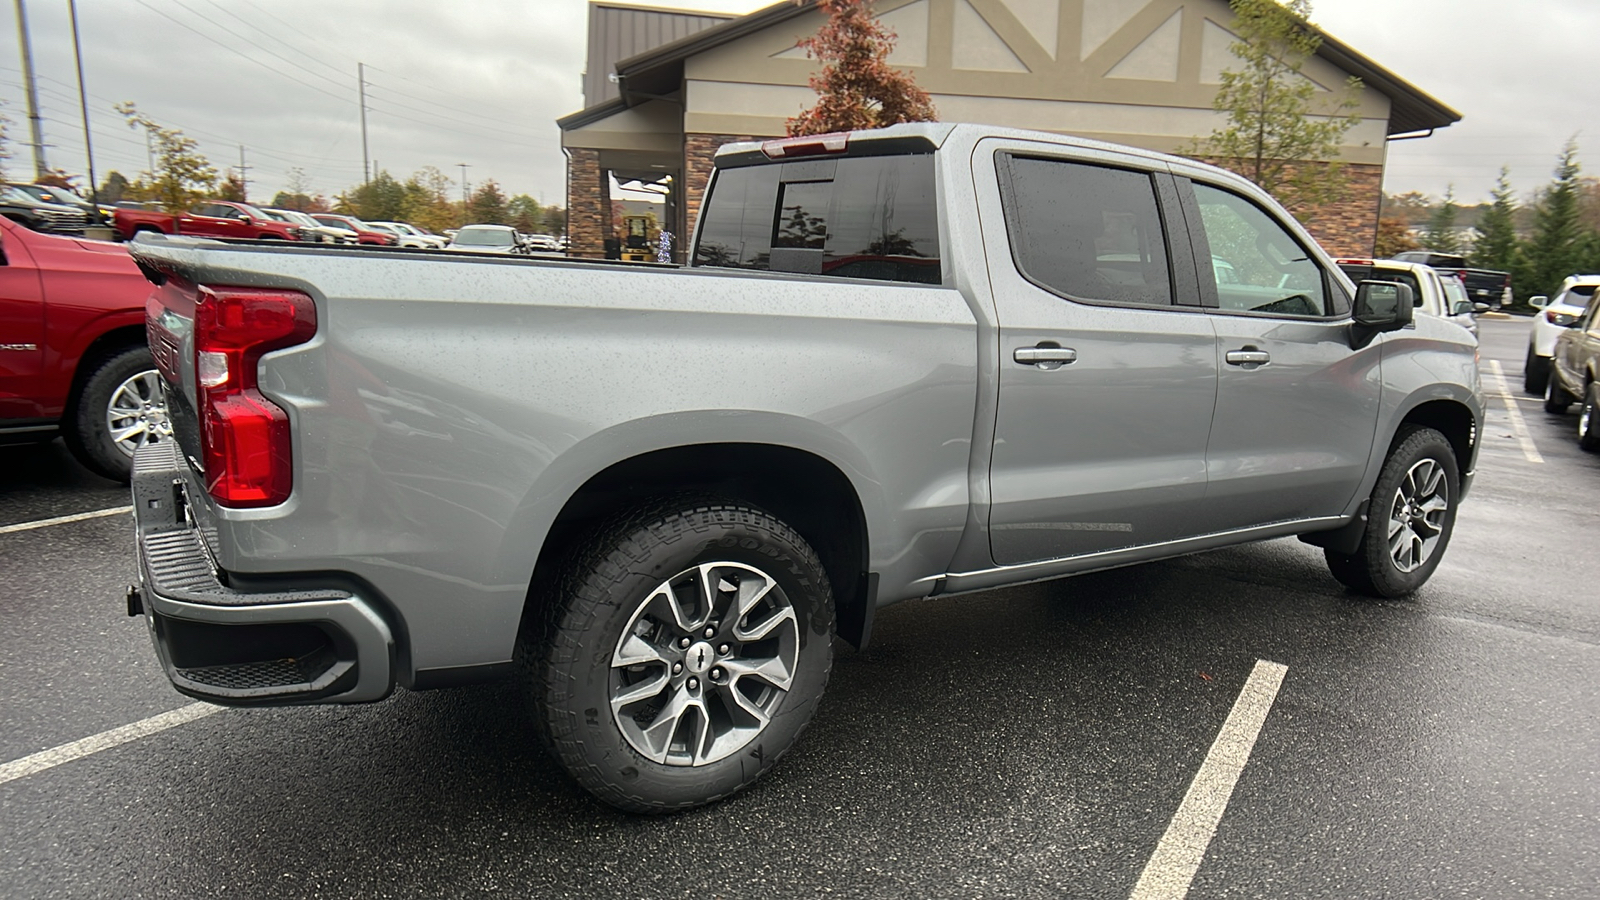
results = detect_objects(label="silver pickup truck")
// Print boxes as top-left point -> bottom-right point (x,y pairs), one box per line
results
126,123 -> 1481,813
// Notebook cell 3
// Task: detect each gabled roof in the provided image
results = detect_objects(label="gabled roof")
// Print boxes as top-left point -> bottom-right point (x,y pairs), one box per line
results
583,1 -> 736,107
563,0 -> 1461,136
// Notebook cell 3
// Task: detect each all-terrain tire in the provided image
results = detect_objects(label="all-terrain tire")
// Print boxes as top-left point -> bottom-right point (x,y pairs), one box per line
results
1325,425 -> 1460,599
523,497 -> 834,814
1523,347 -> 1550,395
64,346 -> 165,482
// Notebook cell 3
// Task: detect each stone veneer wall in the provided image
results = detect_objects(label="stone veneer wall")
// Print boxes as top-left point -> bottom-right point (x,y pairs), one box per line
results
684,133 -> 758,246
565,148 -> 612,259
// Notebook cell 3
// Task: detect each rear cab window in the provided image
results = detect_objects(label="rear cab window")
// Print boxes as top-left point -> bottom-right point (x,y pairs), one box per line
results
693,153 -> 941,285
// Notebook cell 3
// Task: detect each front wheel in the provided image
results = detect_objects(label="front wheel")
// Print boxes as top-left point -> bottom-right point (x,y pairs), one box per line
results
1325,426 -> 1460,598
1544,372 -> 1574,413
524,498 -> 835,813
1579,384 -> 1600,452
64,346 -> 172,482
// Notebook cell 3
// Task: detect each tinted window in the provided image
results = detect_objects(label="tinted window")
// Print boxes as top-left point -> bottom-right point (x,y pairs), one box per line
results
1192,183 -> 1328,316
999,156 -> 1173,306
693,155 -> 940,284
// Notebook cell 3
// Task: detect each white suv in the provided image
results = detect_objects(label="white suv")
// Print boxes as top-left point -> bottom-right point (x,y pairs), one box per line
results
1525,276 -> 1600,393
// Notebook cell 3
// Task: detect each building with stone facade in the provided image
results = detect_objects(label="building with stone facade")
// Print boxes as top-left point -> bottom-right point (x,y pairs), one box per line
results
559,0 -> 1459,260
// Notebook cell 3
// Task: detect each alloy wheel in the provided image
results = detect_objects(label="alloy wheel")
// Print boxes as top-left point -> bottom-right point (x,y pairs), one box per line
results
1387,458 -> 1449,573
609,561 -> 799,767
106,369 -> 171,457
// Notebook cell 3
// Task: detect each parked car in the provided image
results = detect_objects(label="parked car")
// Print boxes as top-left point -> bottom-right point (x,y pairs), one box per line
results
0,214 -> 167,479
112,200 -> 305,243
1543,292 -> 1600,450
1336,258 -> 1482,339
261,208 -> 355,244
522,232 -> 562,252
1,186 -> 90,235
125,122 -> 1480,814
11,183 -> 104,221
444,223 -> 525,253
1391,251 -> 1513,308
366,221 -> 448,250
1524,276 -> 1600,393
310,214 -> 398,246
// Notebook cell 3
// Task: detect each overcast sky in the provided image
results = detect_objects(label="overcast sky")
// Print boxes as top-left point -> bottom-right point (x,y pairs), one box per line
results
1,0 -> 1595,208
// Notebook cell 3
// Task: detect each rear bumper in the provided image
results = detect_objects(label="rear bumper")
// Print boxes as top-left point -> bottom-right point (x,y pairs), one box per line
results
129,442 -> 394,706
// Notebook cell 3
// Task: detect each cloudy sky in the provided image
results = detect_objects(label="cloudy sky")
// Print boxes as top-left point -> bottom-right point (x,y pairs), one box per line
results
1,0 -> 1595,207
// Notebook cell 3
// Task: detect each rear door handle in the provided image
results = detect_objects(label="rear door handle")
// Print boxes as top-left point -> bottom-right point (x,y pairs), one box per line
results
1014,345 -> 1078,369
1225,348 -> 1271,367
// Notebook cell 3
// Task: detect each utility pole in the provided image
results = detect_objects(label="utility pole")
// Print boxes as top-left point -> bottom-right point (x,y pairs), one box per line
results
237,145 -> 250,202
13,0 -> 49,179
358,62 -> 370,184
68,0 -> 100,221
458,162 -> 470,225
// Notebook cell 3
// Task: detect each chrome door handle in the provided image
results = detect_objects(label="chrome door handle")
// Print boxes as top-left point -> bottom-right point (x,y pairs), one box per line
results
1014,346 -> 1078,368
1225,349 -> 1271,367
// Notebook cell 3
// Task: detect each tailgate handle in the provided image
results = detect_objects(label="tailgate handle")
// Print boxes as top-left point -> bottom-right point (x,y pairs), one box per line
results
1225,348 -> 1271,368
1014,345 -> 1078,369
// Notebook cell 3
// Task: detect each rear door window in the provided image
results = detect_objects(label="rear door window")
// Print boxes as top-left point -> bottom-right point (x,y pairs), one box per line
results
693,154 -> 941,284
997,156 -> 1174,307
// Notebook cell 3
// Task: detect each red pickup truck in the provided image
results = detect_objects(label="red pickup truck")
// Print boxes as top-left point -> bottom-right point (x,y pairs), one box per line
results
112,200 -> 306,243
0,214 -> 168,480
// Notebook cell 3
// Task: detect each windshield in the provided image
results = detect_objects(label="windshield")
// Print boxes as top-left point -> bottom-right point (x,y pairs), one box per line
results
2,186 -> 40,203
453,227 -> 515,247
231,202 -> 271,220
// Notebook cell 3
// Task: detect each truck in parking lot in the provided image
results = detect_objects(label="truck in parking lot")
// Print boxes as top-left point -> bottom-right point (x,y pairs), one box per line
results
1390,250 -> 1513,308
125,123 -> 1482,813
112,200 -> 306,243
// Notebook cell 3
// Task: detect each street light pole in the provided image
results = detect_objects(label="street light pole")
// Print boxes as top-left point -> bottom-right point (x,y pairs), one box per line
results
358,62 -> 370,185
67,0 -> 101,222
458,162 -> 470,225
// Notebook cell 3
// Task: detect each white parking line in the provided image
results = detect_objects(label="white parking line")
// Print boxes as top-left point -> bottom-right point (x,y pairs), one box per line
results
1129,660 -> 1288,900
0,505 -> 132,535
0,703 -> 222,786
1484,360 -> 1545,464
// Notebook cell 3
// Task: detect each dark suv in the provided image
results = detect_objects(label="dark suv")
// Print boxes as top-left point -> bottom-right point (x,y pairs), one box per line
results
1545,293 -> 1600,450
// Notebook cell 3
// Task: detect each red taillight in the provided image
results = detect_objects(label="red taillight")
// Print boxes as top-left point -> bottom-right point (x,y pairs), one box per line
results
760,132 -> 850,159
194,286 -> 316,508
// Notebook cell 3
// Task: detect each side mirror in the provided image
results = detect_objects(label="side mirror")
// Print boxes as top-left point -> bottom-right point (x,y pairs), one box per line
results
1453,300 -> 1476,316
1354,280 -> 1415,329
237,213 -> 252,222
1529,295 -> 1550,309
1472,302 -> 1491,313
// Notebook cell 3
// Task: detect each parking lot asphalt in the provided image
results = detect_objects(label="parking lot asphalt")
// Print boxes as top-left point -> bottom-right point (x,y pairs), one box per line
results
1,317 -> 1596,899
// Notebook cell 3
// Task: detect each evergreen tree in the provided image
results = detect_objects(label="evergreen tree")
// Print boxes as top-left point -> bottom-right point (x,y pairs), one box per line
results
787,0 -> 936,136
98,171 -> 130,205
1470,167 -> 1519,272
1191,0 -> 1363,214
1421,186 -> 1461,254
466,179 -> 509,225
1524,139 -> 1587,298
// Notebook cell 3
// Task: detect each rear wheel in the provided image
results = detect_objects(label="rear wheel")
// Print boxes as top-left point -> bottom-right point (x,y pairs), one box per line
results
1579,384 -> 1600,452
1325,426 -> 1459,598
1523,347 -> 1550,394
64,346 -> 171,482
524,498 -> 834,813
1544,371 -> 1574,413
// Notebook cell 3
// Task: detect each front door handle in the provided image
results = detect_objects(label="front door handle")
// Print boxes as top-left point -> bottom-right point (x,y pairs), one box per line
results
1225,348 -> 1271,368
1014,345 -> 1078,369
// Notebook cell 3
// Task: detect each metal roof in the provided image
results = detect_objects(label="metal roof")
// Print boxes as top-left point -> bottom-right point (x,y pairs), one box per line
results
583,2 -> 734,107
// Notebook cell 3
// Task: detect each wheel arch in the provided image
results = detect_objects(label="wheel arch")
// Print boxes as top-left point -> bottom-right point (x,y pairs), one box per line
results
1395,397 -> 1477,476
62,323 -> 150,418
516,441 -> 876,650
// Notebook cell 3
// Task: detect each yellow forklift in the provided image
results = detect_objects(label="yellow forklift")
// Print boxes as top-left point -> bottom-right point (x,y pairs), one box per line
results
620,215 -> 654,262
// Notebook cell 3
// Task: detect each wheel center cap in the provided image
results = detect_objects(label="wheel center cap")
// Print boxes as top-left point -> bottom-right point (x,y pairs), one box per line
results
685,641 -> 715,676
